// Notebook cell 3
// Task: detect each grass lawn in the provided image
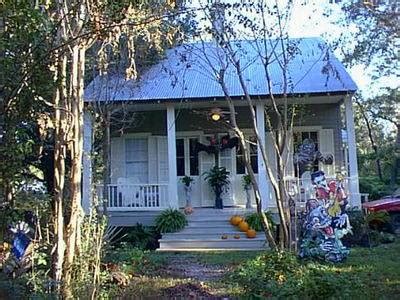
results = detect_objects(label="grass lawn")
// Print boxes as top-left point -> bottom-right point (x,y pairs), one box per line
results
116,240 -> 400,299
1,241 -> 399,298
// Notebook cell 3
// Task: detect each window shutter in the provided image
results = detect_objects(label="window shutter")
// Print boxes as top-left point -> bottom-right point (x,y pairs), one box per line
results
148,136 -> 158,182
110,137 -> 125,183
284,130 -> 294,178
157,136 -> 169,183
319,129 -> 336,177
266,131 -> 277,175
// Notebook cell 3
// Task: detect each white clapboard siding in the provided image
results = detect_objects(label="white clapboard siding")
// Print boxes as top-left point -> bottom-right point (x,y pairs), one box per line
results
110,137 -> 125,184
156,136 -> 169,183
319,128 -> 335,177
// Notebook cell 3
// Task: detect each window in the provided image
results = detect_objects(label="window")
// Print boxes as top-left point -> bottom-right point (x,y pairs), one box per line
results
125,138 -> 148,183
176,139 -> 185,176
293,131 -> 319,176
189,138 -> 199,176
236,136 -> 258,175
176,137 -> 199,176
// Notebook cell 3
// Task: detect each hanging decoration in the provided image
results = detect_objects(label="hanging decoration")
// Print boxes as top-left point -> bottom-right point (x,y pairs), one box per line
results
195,134 -> 239,154
298,171 -> 352,263
293,138 -> 333,177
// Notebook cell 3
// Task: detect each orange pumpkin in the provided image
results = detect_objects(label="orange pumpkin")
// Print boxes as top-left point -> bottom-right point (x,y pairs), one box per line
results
238,221 -> 249,232
246,229 -> 257,238
234,234 -> 241,239
230,215 -> 243,226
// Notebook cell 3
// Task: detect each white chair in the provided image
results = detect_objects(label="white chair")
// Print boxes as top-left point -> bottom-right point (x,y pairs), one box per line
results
117,177 -> 142,207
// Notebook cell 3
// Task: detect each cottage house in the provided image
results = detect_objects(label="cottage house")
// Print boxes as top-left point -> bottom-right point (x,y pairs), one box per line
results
83,38 -> 360,248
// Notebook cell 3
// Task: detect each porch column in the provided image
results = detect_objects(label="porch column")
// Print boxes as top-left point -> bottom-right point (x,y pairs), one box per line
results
82,111 -> 93,214
256,102 -> 269,209
344,96 -> 361,208
167,105 -> 179,208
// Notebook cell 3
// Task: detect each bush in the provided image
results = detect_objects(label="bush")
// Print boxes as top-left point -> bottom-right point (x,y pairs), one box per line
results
155,209 -> 187,233
245,211 -> 275,232
229,251 -> 365,298
114,224 -> 160,250
359,176 -> 390,200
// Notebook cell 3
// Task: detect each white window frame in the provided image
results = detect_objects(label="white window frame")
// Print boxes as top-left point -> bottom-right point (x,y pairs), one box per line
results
176,132 -> 202,177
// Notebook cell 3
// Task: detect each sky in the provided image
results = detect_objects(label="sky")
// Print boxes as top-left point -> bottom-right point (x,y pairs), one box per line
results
286,0 -> 398,98
188,0 -> 399,98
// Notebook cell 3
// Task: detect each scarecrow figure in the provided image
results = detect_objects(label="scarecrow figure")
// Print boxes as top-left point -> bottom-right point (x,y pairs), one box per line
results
299,171 -> 352,263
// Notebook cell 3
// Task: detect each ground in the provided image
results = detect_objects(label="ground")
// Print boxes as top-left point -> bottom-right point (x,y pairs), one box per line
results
116,241 -> 400,299
0,241 -> 399,298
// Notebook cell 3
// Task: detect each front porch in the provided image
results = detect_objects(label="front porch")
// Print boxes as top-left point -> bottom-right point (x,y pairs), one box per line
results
83,97 -> 362,215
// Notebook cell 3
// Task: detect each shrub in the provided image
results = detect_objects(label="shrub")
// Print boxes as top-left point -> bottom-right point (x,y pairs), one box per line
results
113,224 -> 160,250
245,211 -> 275,232
155,209 -> 187,233
229,251 -> 365,298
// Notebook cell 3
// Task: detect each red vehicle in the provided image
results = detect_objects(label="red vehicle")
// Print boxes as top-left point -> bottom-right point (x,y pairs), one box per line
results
363,194 -> 400,230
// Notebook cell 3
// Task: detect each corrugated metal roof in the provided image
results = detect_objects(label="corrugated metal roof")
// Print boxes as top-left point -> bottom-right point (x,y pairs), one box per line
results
84,37 -> 357,103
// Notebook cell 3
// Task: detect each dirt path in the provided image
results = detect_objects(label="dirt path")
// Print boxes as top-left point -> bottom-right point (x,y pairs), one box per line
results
161,254 -> 229,282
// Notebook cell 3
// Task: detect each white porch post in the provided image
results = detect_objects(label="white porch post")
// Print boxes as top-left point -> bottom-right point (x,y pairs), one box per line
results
256,102 -> 269,209
344,96 -> 361,208
82,111 -> 93,214
167,105 -> 179,208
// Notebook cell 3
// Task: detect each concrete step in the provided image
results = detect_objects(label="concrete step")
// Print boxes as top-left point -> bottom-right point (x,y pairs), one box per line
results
177,227 -> 243,234
162,231 -> 261,239
158,238 -> 268,250
185,220 -> 232,227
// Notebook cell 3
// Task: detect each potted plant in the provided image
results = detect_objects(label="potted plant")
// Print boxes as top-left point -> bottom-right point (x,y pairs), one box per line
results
204,166 -> 230,209
242,174 -> 252,209
181,175 -> 194,213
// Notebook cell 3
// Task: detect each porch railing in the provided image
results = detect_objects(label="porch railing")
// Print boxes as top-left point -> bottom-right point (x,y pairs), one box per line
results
284,176 -> 353,209
96,183 -> 169,210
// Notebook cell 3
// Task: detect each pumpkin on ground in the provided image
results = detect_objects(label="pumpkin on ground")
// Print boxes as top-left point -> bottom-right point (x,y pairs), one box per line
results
238,221 -> 249,232
230,215 -> 243,226
246,229 -> 257,238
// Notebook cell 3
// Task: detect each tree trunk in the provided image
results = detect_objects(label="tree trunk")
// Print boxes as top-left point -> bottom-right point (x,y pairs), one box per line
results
219,76 -> 277,249
102,110 -> 111,214
52,50 -> 67,287
63,45 -> 86,292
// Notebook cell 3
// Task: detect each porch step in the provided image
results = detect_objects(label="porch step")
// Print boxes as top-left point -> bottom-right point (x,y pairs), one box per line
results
158,238 -> 267,250
158,210 -> 268,251
162,231 -> 259,239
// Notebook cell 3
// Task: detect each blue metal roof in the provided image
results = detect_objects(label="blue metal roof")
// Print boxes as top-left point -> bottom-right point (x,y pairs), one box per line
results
84,37 -> 357,103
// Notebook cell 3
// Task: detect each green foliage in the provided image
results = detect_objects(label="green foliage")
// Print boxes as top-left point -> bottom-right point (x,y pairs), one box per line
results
155,209 -> 187,233
230,250 -> 365,298
117,224 -> 160,250
241,174 -> 252,189
203,166 -> 230,193
245,211 -> 275,232
180,175 -> 194,187
359,176 -> 391,200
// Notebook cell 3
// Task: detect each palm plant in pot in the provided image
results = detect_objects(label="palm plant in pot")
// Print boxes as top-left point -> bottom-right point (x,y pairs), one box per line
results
204,166 -> 230,209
